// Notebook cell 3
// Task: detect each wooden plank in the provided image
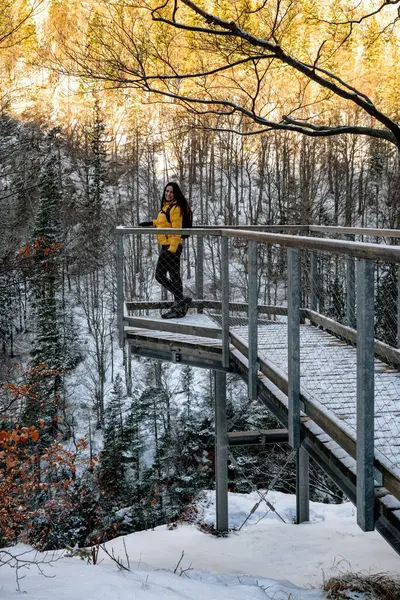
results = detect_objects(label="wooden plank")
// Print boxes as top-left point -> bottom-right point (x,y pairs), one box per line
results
228,429 -> 289,446
116,226 -> 400,262
304,309 -> 400,366
123,317 -> 221,339
221,229 -> 400,263
309,225 -> 400,239
125,300 -> 288,316
117,225 -> 310,233
125,329 -> 223,354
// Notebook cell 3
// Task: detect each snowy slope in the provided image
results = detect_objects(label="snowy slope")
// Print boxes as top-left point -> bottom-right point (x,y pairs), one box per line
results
1,491 -> 400,599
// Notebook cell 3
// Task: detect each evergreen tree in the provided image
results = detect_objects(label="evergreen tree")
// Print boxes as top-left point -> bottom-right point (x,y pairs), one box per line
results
23,144 -> 64,440
23,131 -> 81,441
99,374 -> 130,503
79,99 -> 109,270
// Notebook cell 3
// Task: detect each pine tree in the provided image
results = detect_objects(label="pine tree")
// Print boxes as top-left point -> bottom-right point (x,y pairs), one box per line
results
23,143 -> 64,440
99,374 -> 130,503
23,131 -> 81,441
80,98 -> 109,270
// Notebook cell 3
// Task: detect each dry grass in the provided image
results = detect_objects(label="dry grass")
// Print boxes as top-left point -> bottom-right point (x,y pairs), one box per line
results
324,571 -> 400,599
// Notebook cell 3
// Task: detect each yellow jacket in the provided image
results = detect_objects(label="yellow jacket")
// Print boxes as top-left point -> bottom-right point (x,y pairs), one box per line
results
153,201 -> 183,253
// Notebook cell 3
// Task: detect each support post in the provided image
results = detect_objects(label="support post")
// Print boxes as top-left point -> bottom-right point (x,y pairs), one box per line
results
248,240 -> 258,400
356,258 -> 375,532
221,237 -> 230,369
214,370 -> 228,533
288,248 -> 301,449
116,229 -> 124,348
296,447 -> 310,523
196,236 -> 204,313
310,251 -> 318,312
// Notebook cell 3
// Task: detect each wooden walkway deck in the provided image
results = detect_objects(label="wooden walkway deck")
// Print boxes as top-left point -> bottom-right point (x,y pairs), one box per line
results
232,322 -> 400,472
124,313 -> 400,553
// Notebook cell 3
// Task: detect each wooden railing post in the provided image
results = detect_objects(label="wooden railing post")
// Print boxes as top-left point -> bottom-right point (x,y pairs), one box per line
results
221,237 -> 230,369
356,258 -> 375,532
196,236 -> 204,313
248,240 -> 258,400
214,370 -> 228,533
296,447 -> 310,523
116,229 -> 124,348
288,247 -> 301,449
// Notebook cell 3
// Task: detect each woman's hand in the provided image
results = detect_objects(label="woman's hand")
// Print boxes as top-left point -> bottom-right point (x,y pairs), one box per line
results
139,221 -> 153,227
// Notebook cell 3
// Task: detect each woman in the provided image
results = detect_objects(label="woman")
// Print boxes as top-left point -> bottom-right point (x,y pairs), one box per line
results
140,182 -> 192,319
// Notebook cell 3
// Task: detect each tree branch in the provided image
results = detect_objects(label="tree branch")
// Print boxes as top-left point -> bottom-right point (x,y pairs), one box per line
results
141,84 -> 397,143
175,0 -> 400,146
317,0 -> 400,27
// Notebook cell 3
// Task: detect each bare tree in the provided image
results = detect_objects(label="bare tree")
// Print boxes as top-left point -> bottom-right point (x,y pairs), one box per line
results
45,0 -> 400,152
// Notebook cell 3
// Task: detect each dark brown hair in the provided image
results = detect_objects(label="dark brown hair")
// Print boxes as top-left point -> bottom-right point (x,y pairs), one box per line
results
161,182 -> 189,214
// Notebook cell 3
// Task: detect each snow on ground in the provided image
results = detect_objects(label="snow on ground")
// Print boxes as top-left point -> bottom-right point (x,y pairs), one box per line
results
2,491 -> 400,599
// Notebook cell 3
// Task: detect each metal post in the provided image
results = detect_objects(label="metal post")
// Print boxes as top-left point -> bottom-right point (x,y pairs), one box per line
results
356,258 -> 375,532
347,256 -> 356,329
221,237 -> 230,369
296,447 -> 309,523
214,370 -> 228,533
116,229 -> 124,348
310,251 -> 318,312
196,236 -> 204,313
288,248 -> 301,449
248,241 -> 258,400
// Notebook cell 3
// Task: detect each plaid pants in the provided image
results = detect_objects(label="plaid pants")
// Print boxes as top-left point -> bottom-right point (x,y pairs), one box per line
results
155,245 -> 183,303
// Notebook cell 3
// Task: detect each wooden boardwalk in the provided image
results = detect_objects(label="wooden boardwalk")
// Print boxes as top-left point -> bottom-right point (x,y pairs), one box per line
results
124,312 -> 400,552
232,322 -> 400,472
118,224 -> 400,551
125,315 -> 400,473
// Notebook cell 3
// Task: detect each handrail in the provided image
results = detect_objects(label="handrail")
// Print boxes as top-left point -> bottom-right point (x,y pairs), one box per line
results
117,223 -> 400,238
309,225 -> 400,238
116,226 -> 400,263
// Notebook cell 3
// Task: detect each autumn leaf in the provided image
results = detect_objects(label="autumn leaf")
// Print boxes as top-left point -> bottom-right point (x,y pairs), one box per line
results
6,455 -> 18,470
30,430 -> 39,442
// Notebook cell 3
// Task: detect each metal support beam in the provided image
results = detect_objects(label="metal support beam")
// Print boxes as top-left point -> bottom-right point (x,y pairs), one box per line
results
248,240 -> 258,400
116,230 -> 124,348
196,236 -> 204,313
296,447 -> 310,523
356,258 -> 375,532
346,256 -> 356,329
221,237 -> 230,368
214,370 -> 228,533
288,248 -> 301,449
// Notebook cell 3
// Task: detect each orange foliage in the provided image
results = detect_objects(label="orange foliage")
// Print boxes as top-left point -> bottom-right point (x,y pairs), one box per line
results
0,367 -> 100,549
17,238 -> 63,258
0,417 -> 96,547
